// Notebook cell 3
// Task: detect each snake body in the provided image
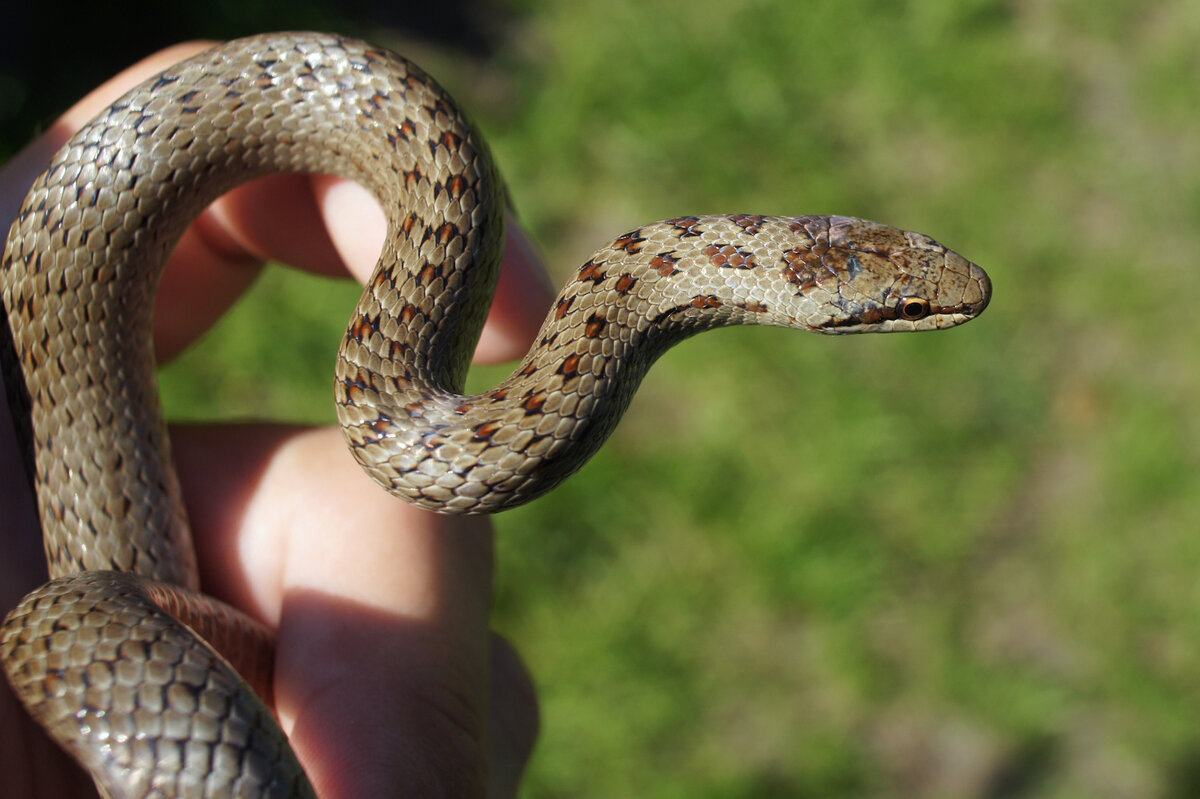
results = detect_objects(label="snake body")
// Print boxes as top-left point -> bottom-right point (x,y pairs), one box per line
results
0,33 -> 990,797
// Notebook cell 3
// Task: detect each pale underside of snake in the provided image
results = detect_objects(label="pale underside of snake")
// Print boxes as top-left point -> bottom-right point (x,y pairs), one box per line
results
0,32 -> 990,798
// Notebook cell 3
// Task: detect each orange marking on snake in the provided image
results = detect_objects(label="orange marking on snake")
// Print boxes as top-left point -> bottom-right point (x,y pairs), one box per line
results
585,314 -> 607,338
578,261 -> 605,283
559,353 -> 582,376
702,244 -> 756,269
473,421 -> 502,440
554,296 -> 574,320
650,254 -> 681,276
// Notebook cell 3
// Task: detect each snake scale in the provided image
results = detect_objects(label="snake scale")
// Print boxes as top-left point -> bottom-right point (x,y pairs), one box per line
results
0,32 -> 990,797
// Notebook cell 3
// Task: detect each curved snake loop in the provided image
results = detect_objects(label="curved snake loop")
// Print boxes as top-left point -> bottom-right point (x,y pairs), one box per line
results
0,33 -> 990,797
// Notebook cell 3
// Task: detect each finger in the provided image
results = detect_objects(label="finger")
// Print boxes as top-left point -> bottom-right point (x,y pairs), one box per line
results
477,222 -> 555,365
172,174 -> 554,364
297,176 -> 556,366
488,634 -> 540,799
172,424 -> 500,797
196,173 -> 555,366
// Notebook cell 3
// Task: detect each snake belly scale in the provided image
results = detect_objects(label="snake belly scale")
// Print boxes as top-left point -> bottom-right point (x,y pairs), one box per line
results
0,32 -> 990,797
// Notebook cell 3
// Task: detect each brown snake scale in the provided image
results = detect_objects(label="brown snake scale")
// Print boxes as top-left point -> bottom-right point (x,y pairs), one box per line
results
0,32 -> 990,797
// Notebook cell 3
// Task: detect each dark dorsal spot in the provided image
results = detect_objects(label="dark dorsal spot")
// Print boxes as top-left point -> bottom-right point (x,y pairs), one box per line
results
523,392 -> 548,414
151,74 -> 181,92
427,99 -> 454,122
444,174 -> 468,198
368,415 -> 393,434
651,254 -> 681,276
702,244 -> 756,269
341,375 -> 372,400
613,231 -> 645,253
781,247 -> 823,291
790,215 -> 827,236
386,338 -> 408,360
615,274 -> 638,294
558,353 -> 583,377
585,314 -> 608,338
417,263 -> 441,285
473,421 -> 503,441
349,313 -> 381,341
554,296 -> 575,320
578,260 -> 605,283
665,217 -> 702,236
371,268 -> 395,292
730,214 -> 766,234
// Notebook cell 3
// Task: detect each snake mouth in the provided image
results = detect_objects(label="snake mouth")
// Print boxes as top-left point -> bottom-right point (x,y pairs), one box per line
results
815,271 -> 991,332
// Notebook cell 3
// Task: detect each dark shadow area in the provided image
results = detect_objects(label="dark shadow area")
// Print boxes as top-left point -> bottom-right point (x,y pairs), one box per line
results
1165,745 -> 1200,799
0,0 -> 514,151
982,734 -> 1059,799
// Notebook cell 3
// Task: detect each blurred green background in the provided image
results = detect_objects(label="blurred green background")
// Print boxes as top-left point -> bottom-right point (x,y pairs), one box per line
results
5,0 -> 1200,796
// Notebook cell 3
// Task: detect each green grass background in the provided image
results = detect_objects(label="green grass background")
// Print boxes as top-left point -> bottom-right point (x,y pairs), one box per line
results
15,0 -> 1200,795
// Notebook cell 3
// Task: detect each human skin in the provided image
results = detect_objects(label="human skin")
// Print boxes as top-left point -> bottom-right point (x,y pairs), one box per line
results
0,41 -> 547,799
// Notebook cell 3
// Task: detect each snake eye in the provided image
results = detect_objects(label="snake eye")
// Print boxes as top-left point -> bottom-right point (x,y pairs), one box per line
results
898,297 -> 931,320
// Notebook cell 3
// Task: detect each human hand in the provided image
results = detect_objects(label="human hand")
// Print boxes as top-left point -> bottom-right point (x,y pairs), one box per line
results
0,42 -> 545,799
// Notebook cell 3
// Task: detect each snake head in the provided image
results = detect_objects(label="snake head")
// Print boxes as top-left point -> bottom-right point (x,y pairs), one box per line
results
801,216 -> 991,333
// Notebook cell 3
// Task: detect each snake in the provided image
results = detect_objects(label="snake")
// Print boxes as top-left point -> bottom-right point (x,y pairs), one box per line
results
0,32 -> 990,798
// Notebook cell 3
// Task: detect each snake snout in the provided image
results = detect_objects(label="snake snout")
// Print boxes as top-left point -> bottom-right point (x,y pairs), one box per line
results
940,249 -> 992,318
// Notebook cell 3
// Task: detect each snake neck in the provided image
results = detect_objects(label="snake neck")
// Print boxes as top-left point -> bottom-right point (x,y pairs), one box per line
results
335,215 -> 834,513
334,211 -> 991,514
